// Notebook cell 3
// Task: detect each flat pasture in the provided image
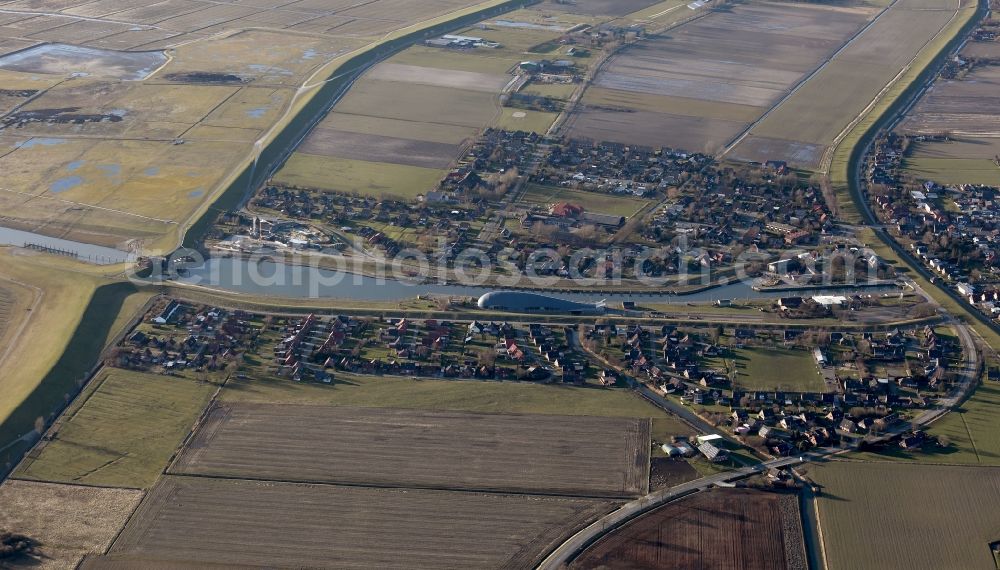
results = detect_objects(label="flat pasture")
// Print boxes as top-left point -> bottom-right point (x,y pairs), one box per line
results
298,127 -> 463,168
519,183 -> 651,217
0,479 -> 142,570
16,369 -> 216,489
902,156 -> 1000,186
334,79 -> 500,129
496,106 -> 559,133
565,2 -> 871,153
365,61 -> 511,92
109,476 -> 617,569
317,112 -> 477,144
171,403 -> 651,497
391,45 -> 518,74
273,153 -> 445,199
811,461 -> 1000,570
221,371 -> 684,423
571,488 -> 806,570
541,0 -> 663,17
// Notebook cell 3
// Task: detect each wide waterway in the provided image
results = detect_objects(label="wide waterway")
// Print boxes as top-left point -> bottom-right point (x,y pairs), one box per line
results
174,256 -> 901,303
0,225 -> 902,302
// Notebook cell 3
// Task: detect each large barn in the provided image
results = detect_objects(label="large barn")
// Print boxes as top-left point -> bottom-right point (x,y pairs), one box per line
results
477,291 -> 606,315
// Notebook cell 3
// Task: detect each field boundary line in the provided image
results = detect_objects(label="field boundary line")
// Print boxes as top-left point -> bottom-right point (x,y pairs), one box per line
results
156,471 -> 641,501
959,413 -> 982,463
720,0 -> 901,158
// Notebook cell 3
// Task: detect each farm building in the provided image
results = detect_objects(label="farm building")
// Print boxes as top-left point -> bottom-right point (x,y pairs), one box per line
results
477,291 -> 606,315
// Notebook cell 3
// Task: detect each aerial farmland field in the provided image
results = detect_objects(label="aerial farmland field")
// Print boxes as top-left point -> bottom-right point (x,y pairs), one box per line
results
0,251 -> 147,474
273,5 -> 603,198
563,1 -> 874,153
570,488 -> 807,570
106,475 -> 618,569
170,403 -> 652,497
0,479 -> 143,570
896,39 -> 1000,185
0,0 -> 523,252
729,0 -> 973,169
16,368 -> 216,489
810,461 -> 1000,570
221,370 -> 687,423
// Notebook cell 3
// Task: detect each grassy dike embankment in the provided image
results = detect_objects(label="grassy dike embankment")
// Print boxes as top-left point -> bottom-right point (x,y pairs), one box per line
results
178,0 -> 535,252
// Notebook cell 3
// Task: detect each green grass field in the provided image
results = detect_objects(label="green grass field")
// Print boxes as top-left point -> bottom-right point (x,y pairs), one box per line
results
901,157 -> 1000,186
274,154 -> 445,199
17,369 -> 215,489
519,183 -> 650,217
520,81 -> 578,100
724,347 -> 825,392
0,253 -> 150,473
223,372 -> 685,426
810,460 -> 1000,570
854,380 -> 1000,466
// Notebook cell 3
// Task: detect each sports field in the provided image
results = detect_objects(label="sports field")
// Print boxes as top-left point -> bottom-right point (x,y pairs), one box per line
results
273,153 -> 446,199
811,461 -> 1000,570
106,475 -> 617,569
17,369 -> 216,489
171,403 -> 650,496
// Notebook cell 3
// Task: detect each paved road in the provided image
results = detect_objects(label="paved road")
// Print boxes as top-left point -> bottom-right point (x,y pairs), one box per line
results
566,329 -> 723,437
536,452 -> 820,570
549,309 -> 981,569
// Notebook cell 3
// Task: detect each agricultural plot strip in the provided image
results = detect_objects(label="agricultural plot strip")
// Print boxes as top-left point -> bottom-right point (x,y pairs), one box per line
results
570,488 -> 806,570
728,0 -> 966,168
107,475 -> 618,569
812,461 -> 1000,570
169,403 -> 651,497
562,1 -> 873,153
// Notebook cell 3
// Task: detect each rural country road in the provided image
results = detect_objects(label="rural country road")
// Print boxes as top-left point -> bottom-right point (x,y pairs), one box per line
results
536,452 -> 815,570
